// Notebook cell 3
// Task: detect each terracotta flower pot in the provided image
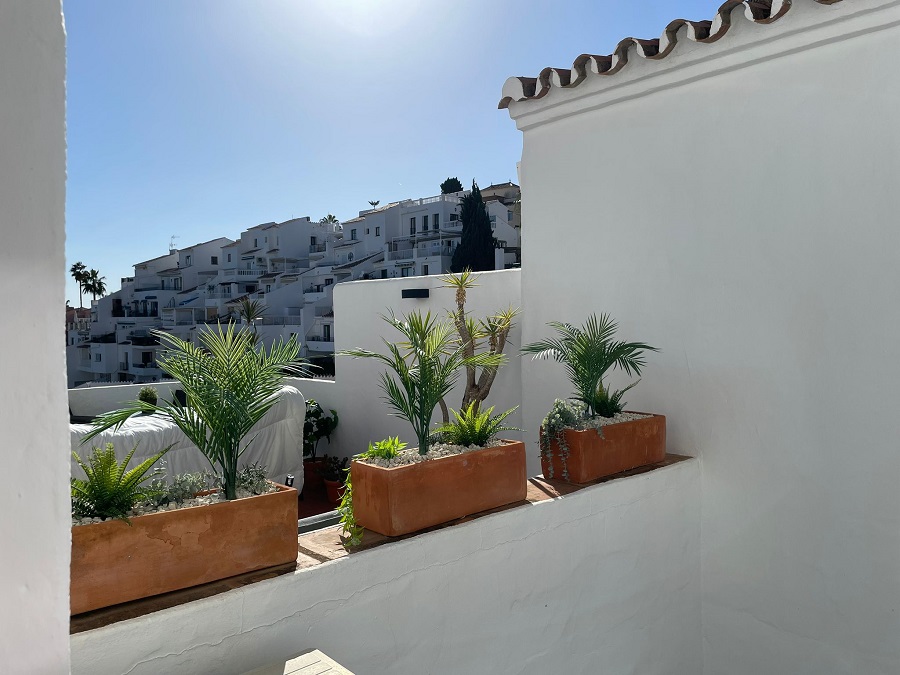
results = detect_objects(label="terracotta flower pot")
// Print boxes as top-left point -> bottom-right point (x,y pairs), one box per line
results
540,413 -> 666,484
70,483 -> 298,615
303,458 -> 326,491
324,478 -> 346,505
351,440 -> 527,537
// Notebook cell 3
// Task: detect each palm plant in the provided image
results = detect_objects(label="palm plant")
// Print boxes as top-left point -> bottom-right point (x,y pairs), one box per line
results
70,261 -> 87,308
85,269 -> 107,301
71,444 -> 170,522
319,214 -> 340,225
367,200 -> 380,209
235,298 -> 266,325
522,314 -> 657,418
84,323 -> 309,500
339,310 -> 504,455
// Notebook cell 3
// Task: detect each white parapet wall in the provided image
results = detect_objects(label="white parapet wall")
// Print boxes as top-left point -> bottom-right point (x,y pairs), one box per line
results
0,1 -> 69,672
505,1 -> 900,673
71,458 -> 700,675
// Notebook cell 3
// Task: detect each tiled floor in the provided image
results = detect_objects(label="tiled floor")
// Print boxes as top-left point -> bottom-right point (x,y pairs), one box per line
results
70,455 -> 690,634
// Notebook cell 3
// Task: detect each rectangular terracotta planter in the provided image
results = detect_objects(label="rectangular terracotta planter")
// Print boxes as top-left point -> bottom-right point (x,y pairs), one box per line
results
71,483 -> 298,615
351,440 -> 527,537
540,413 -> 666,484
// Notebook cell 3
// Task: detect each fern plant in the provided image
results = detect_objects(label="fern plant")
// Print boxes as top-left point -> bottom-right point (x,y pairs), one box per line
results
339,310 -> 504,455
522,313 -> 656,418
357,436 -> 407,461
84,323 -> 309,500
71,444 -> 170,522
434,402 -> 519,447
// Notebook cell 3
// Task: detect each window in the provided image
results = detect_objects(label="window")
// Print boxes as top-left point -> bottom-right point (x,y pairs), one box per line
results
409,217 -> 416,234
490,215 -> 497,223
508,210 -> 513,221
423,215 -> 429,231
227,253 -> 232,263
323,324 -> 331,342
365,228 -> 370,235
253,238 -> 258,247
185,255 -> 192,266
310,236 -> 317,246
401,267 -> 411,278
449,213 -> 458,222
325,278 -> 333,286
211,256 -> 218,265
174,278 -> 182,291
265,284 -> 271,293
375,226 -> 380,236
380,269 -> 388,279
351,229 -> 357,240
434,213 -> 440,227
348,252 -> 354,262
422,264 -> 429,276
276,236 -> 279,246
94,353 -> 101,362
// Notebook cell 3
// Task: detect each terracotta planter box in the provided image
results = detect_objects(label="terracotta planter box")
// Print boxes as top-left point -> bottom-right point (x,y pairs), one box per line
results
541,413 -> 666,484
71,483 -> 298,615
351,440 -> 527,537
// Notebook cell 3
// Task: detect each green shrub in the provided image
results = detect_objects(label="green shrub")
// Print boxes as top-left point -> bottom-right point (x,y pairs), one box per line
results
319,455 -> 349,482
303,399 -> 339,460
434,402 -> 519,447
338,474 -> 363,547
71,443 -> 170,522
137,386 -> 158,406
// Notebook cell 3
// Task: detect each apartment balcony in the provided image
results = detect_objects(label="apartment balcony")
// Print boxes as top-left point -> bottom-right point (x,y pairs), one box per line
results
309,243 -> 327,255
416,244 -> 455,259
305,335 -> 334,352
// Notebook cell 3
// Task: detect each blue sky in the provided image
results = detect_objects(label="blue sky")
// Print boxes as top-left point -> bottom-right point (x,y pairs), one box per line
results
65,0 -> 721,306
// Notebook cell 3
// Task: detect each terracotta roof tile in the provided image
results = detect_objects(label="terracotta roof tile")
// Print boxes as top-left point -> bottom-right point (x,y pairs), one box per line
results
498,0 -> 842,109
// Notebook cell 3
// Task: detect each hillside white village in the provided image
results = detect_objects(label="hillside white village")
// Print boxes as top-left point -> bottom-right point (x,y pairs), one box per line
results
66,181 -> 521,387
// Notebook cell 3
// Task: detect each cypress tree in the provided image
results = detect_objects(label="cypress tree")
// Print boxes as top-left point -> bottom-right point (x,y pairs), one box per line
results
451,181 -> 495,273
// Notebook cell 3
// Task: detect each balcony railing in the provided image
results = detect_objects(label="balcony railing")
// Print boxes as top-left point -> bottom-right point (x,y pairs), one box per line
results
261,317 -> 302,326
309,244 -> 327,253
389,249 -> 415,261
131,362 -> 159,370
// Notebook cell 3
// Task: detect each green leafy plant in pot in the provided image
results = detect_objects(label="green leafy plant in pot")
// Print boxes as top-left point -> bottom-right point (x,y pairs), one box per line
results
84,323 -> 309,500
137,386 -> 158,414
521,313 -> 664,482
303,399 -> 338,491
319,455 -> 349,505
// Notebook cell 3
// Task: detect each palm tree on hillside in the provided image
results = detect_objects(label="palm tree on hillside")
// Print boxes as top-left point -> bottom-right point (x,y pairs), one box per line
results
319,214 -> 339,225
85,269 -> 107,301
70,261 -> 87,308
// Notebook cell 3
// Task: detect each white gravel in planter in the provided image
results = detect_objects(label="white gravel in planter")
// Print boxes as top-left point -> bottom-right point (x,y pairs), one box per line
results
575,411 -> 652,431
71,484 -> 277,527
358,438 -> 506,469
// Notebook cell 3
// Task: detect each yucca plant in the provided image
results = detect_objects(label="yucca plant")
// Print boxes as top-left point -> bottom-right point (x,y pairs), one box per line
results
440,270 -> 519,421
339,310 -> 505,455
434,402 -> 520,447
71,444 -> 170,522
522,313 -> 657,418
84,323 -> 309,500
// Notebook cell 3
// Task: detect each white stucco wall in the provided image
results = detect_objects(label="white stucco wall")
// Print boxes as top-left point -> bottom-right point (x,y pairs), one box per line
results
0,1 -> 69,672
71,458 -> 700,675
507,2 -> 900,673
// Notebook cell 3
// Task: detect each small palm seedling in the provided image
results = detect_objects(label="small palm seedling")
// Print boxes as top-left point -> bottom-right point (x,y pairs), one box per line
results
339,310 -> 504,455
85,323 -> 310,500
71,443 -> 170,522
435,402 -> 520,447
522,313 -> 656,418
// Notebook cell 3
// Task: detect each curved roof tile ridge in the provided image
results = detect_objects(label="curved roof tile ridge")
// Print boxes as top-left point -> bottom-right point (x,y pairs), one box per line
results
498,0 -> 843,109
